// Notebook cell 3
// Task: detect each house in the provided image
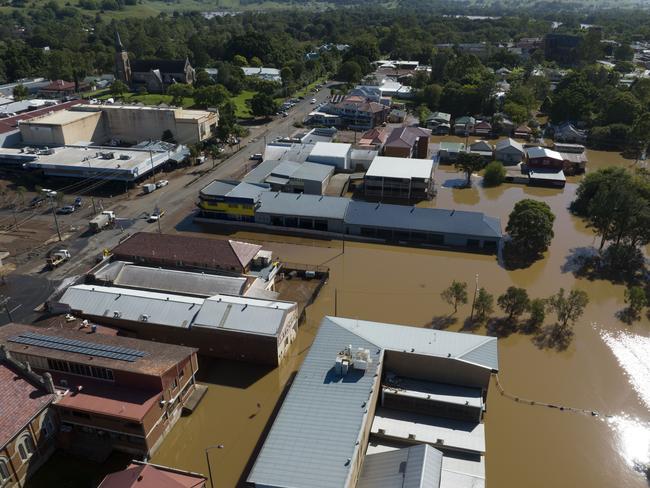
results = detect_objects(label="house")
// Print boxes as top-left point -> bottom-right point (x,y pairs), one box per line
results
247,316 -> 498,488
0,348 -> 57,487
495,138 -> 525,165
526,146 -> 564,170
307,141 -> 352,170
553,122 -> 587,144
528,168 -> 566,188
496,67 -> 511,79
469,140 -> 494,161
425,112 -> 452,134
473,120 -> 492,136
387,109 -> 406,123
514,124 -> 533,140
114,33 -> 195,93
438,142 -> 466,163
349,86 -> 383,103
364,156 -> 436,200
198,180 -> 270,221
241,159 -> 334,194
99,462 -> 206,488
241,67 -> 282,83
0,322 -> 200,460
110,232 -> 263,274
492,113 -> 515,136
454,116 -> 476,135
382,126 -> 431,158
38,80 -> 86,98
330,97 -> 389,130
357,127 -> 390,151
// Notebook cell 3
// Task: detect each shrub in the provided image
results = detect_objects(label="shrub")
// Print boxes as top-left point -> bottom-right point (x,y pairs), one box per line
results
483,161 -> 506,187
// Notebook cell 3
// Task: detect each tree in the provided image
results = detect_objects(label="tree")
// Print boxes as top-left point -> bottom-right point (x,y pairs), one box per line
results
454,153 -> 485,187
250,93 -> 277,119
483,161 -> 506,187
194,85 -> 229,109
13,84 -> 28,101
417,105 -> 430,127
498,287 -> 530,322
614,44 -> 634,62
233,55 -> 248,67
503,101 -> 528,126
338,61 -> 362,83
474,288 -> 494,324
250,57 -> 263,67
280,67 -> 293,87
441,281 -> 468,314
194,70 -> 215,88
506,199 -> 555,258
527,298 -> 546,331
624,286 -> 647,320
418,84 -> 442,111
167,83 -> 194,106
547,288 -> 589,331
110,80 -> 128,98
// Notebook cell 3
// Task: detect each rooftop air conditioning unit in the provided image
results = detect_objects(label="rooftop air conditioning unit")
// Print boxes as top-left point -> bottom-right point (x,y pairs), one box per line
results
119,154 -> 131,160
140,314 -> 149,322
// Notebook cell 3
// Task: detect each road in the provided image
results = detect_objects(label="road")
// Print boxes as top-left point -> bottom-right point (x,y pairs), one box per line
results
3,85 -> 333,292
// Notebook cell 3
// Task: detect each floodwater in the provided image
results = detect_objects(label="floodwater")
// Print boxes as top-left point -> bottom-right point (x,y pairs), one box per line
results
153,159 -> 650,487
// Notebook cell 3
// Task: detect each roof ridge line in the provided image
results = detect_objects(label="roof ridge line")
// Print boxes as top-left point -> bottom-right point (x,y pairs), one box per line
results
457,337 -> 495,358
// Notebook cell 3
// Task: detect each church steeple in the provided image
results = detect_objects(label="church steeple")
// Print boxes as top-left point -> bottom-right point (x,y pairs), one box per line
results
115,30 -> 124,51
114,30 -> 131,85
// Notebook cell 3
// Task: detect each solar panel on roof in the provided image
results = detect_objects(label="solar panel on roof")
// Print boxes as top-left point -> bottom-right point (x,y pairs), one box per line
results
8,332 -> 147,362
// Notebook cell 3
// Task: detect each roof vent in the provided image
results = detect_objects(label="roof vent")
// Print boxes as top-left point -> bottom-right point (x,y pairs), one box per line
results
450,210 -> 455,216
140,314 -> 149,322
113,311 -> 122,318
408,433 -> 416,440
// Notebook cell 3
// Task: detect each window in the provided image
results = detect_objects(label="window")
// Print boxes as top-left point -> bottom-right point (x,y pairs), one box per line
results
47,358 -> 113,381
0,458 -> 10,483
40,412 -> 55,438
16,434 -> 35,462
179,368 -> 184,379
171,378 -> 178,390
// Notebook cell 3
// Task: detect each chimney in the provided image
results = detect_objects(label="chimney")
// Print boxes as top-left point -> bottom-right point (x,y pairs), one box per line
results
416,135 -> 428,159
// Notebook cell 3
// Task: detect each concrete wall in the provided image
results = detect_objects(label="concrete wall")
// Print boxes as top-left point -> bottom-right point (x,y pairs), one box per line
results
20,111 -> 105,146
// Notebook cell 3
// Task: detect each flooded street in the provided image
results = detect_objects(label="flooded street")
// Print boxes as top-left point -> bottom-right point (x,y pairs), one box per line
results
152,157 -> 650,487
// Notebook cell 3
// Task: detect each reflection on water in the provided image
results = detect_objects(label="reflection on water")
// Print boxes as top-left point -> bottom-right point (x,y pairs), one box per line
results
599,329 -> 650,410
608,415 -> 650,473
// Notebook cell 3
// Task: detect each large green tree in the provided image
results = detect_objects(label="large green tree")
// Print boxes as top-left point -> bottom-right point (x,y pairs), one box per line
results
250,92 -> 277,119
441,281 -> 468,314
506,199 -> 555,258
498,287 -> 530,322
455,153 -> 486,187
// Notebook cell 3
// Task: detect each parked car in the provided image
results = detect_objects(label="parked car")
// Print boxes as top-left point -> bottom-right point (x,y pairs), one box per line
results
310,98 -> 317,104
57,206 -> 75,214
74,197 -> 83,207
250,153 -> 263,161
41,188 -> 57,198
156,180 -> 169,188
148,209 -> 165,222
29,196 -> 45,207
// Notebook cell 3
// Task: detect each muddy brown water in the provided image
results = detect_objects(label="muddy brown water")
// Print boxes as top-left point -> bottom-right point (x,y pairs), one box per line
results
153,153 -> 650,487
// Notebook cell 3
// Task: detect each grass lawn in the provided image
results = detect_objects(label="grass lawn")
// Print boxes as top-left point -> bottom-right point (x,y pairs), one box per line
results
98,92 -> 194,108
293,75 -> 328,99
232,90 -> 257,119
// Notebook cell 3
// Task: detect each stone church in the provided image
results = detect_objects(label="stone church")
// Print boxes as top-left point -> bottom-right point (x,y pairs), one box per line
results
114,32 -> 195,94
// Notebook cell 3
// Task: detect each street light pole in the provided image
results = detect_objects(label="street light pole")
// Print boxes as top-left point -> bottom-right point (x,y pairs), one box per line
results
205,443 -> 224,488
149,150 -> 157,185
469,273 -> 479,321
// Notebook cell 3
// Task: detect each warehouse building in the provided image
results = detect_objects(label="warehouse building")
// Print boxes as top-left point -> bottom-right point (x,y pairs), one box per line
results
0,322 -> 199,460
55,285 -> 298,366
364,156 -> 436,201
198,180 -> 270,221
247,316 -> 498,488
306,141 -> 352,170
243,159 -> 334,195
19,104 -> 217,146
254,192 -> 350,233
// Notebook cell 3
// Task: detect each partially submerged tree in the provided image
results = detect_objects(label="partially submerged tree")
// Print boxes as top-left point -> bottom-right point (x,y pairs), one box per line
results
498,286 -> 530,322
474,288 -> 494,324
506,199 -> 555,258
623,286 -> 647,321
441,281 -> 468,314
454,152 -> 485,187
547,288 -> 589,331
483,161 -> 506,187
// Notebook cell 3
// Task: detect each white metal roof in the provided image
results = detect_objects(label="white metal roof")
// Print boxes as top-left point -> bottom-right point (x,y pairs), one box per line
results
256,191 -> 350,220
192,294 -> 295,336
526,146 -> 563,160
308,141 -> 351,159
358,444 -> 442,488
366,156 -> 435,180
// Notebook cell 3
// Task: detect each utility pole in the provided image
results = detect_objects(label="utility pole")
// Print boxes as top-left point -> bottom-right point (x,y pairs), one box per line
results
11,205 -> 17,229
469,273 -> 479,321
205,444 -> 224,488
49,196 -> 62,242
149,150 -> 157,185
91,197 -> 97,214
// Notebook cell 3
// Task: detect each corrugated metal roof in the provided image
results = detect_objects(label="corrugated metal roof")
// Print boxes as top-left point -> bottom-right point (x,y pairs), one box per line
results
291,162 -> 334,182
308,141 -> 351,159
247,318 -> 381,488
257,192 -> 350,220
59,284 -> 203,329
344,202 -> 502,240
331,317 -> 498,371
526,146 -> 562,160
495,138 -> 524,153
366,156 -> 434,180
192,295 -> 294,336
114,264 -> 247,297
200,180 -> 269,200
244,159 -> 283,183
358,444 -> 442,488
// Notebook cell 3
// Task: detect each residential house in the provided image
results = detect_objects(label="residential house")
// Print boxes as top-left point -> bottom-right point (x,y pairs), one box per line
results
38,80 -> 86,99
469,140 -> 494,162
0,323 -> 200,460
382,126 -> 431,159
514,124 -> 533,140
241,67 -> 281,83
357,127 -> 390,151
425,112 -> 452,134
454,116 -> 476,135
348,86 -> 383,103
332,97 -> 389,130
364,156 -> 436,200
0,348 -> 57,487
99,462 -> 206,488
438,142 -> 466,163
111,232 -> 263,274
495,138 -> 525,165
473,120 -> 492,136
527,146 -> 564,170
553,122 -> 587,144
492,113 -> 515,136
387,109 -> 406,123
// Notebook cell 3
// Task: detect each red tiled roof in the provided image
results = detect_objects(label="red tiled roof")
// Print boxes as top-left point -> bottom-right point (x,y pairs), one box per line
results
42,79 -> 76,91
0,361 -> 55,447
99,463 -> 206,488
0,99 -> 83,134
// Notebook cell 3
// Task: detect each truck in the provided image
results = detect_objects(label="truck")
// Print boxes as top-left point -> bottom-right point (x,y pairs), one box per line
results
47,249 -> 70,268
89,210 -> 116,233
143,183 -> 157,194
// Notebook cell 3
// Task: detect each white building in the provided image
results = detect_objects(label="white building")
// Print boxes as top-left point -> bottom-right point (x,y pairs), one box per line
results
307,141 -> 352,171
